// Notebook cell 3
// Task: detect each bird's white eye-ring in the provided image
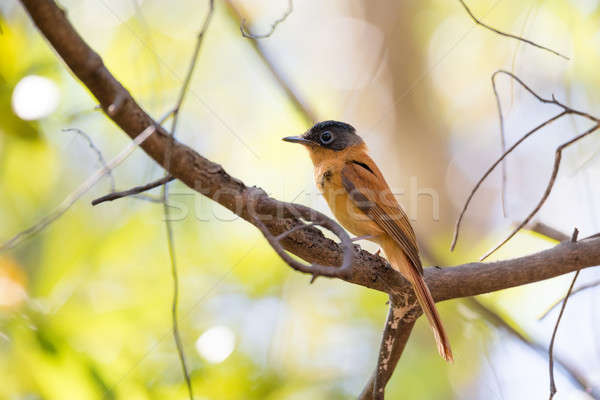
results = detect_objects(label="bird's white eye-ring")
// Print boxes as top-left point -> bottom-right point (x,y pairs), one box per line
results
320,131 -> 334,144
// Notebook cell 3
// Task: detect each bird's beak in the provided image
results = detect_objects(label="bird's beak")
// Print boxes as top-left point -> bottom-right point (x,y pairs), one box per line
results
282,136 -> 312,145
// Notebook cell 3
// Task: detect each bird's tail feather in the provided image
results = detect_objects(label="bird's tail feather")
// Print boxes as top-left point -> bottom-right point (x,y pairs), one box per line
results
406,266 -> 453,362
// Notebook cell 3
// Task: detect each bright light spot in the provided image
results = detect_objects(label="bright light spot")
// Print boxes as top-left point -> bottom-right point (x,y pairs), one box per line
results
195,325 -> 235,363
11,75 -> 60,120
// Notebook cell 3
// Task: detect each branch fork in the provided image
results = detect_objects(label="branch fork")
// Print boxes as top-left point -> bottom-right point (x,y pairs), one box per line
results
14,1 -> 600,399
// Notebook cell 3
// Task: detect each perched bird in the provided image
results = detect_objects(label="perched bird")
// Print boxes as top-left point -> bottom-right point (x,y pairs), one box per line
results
283,120 -> 453,362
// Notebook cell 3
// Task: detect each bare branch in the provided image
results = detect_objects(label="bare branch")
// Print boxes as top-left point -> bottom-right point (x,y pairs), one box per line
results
549,229 -> 580,400
161,2 -> 214,398
170,0 -> 214,132
539,278 -> 600,320
246,192 -> 354,282
480,125 -> 599,261
450,111 -> 566,251
466,297 -> 594,394
0,110 -> 172,252
226,1 -> 318,123
458,0 -> 569,60
358,293 -> 423,400
91,175 -> 175,206
366,295 -> 420,400
17,3 -> 600,398
451,70 -> 600,257
240,0 -> 293,39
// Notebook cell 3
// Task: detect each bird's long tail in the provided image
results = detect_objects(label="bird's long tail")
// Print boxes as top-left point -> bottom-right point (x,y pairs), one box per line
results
405,266 -> 453,362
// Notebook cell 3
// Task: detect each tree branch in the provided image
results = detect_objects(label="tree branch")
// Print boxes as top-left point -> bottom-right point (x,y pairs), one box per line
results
91,175 -> 174,205
17,1 -> 600,398
539,278 -> 600,320
451,70 -> 600,260
359,301 -> 416,400
226,1 -> 319,123
18,0 -> 600,327
466,297 -> 596,395
548,229 -> 580,400
458,0 -> 569,60
161,2 -> 214,397
363,293 -> 421,400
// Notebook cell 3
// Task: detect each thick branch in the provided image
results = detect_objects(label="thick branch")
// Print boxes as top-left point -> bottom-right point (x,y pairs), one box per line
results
17,3 -> 600,399
359,293 -> 420,400
19,0 -> 600,304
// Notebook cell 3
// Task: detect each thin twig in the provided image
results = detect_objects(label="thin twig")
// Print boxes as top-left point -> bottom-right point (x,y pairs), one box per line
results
480,125 -> 599,261
162,1 -> 214,398
491,74 -> 508,217
226,1 -> 318,123
451,70 -> 600,256
458,0 -> 569,60
539,278 -> 600,320
91,175 -> 175,206
0,110 -> 172,252
450,111 -> 566,250
240,0 -> 293,39
508,4 -> 536,109
466,297 -> 593,394
425,240 -> 594,395
63,128 -> 116,191
549,228 -> 580,400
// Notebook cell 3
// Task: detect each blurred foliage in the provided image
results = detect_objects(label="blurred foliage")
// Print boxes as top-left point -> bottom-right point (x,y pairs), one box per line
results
1,0 -> 599,399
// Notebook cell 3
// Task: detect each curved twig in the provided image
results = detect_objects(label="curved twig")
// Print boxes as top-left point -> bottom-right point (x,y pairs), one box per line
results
0,110 -> 172,253
549,228 -> 580,400
466,297 -> 594,394
539,278 -> 600,320
480,124 -> 599,261
451,70 -> 600,254
450,111 -> 566,251
246,191 -> 354,282
458,0 -> 569,60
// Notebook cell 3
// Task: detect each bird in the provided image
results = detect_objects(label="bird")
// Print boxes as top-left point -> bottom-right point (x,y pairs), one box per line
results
283,120 -> 453,362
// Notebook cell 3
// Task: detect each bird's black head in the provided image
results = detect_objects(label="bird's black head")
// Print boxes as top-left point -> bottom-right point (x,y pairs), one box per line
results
283,120 -> 362,151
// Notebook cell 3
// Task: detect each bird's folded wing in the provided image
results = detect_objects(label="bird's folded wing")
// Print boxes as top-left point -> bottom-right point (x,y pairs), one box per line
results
341,161 -> 423,274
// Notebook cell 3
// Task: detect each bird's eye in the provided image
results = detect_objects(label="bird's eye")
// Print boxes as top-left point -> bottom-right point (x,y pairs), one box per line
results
320,131 -> 334,144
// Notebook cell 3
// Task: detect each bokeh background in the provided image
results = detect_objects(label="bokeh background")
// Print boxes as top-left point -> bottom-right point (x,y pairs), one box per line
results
1,0 -> 600,399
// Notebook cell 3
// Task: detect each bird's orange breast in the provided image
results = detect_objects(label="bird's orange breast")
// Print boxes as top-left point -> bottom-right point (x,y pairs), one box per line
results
312,150 -> 383,239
